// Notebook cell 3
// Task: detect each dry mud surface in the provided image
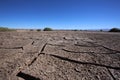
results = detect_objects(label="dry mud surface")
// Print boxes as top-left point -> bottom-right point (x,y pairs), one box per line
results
0,31 -> 120,80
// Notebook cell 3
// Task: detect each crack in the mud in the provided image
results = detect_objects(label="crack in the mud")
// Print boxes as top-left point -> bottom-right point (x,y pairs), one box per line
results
74,44 -> 100,47
28,57 -> 37,67
47,43 -> 65,47
41,43 -> 47,53
75,41 -> 101,47
28,43 -> 47,66
17,71 -> 41,80
62,48 -> 94,53
95,44 -> 120,53
103,46 -> 120,53
62,48 -> 118,54
41,53 -> 120,70
0,47 -> 23,50
107,68 -> 116,80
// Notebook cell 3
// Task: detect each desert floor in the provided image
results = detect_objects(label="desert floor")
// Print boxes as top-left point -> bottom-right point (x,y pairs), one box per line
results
0,31 -> 120,80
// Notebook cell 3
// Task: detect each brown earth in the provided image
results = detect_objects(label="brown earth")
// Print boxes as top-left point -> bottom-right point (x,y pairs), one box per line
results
0,31 -> 120,80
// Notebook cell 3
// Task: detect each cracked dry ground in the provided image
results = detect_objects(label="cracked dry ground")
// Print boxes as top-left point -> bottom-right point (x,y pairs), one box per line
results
0,31 -> 120,80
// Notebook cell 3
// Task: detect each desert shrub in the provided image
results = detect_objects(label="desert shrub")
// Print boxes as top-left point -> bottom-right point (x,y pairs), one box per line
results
43,27 -> 53,31
0,27 -> 14,31
37,29 -> 41,31
109,28 -> 120,32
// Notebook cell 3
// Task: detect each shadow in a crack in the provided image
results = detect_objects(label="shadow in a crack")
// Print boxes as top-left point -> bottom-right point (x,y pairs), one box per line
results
50,54 -> 120,70
17,71 -> 40,80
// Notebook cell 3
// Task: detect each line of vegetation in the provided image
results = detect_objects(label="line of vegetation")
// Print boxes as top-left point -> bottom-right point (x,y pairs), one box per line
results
0,27 -> 15,32
109,28 -> 120,32
29,27 -> 53,31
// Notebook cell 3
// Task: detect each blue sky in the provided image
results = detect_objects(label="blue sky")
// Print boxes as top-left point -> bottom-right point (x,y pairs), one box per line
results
0,0 -> 120,29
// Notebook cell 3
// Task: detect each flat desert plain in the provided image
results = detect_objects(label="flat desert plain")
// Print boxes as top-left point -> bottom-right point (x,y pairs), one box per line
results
0,31 -> 120,80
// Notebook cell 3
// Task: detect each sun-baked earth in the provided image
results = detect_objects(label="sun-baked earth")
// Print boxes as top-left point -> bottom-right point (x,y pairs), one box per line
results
0,31 -> 120,80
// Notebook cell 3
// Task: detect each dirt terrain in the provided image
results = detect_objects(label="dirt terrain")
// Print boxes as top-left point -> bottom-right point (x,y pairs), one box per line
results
0,31 -> 120,80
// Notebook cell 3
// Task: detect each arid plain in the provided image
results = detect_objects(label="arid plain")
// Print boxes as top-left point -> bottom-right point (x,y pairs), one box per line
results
0,31 -> 120,80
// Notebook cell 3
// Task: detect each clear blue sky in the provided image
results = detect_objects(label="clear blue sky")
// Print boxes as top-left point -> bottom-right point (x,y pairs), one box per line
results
0,0 -> 120,29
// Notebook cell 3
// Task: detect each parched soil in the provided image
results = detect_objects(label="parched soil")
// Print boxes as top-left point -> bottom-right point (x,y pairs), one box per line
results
0,31 -> 120,80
